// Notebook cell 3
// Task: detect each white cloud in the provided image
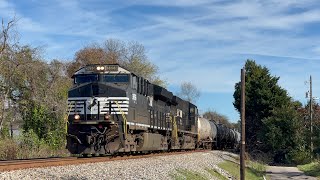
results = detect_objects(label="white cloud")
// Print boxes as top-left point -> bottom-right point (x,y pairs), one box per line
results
2,0 -> 320,98
130,0 -> 214,7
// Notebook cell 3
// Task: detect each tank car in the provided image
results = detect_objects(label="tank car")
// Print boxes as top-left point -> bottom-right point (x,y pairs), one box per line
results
66,64 -> 199,155
197,117 -> 217,149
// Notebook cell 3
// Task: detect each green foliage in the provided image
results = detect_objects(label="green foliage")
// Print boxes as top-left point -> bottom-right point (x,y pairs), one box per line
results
288,149 -> 312,165
298,161 -> 320,178
263,106 -> 304,152
0,123 -> 10,138
0,18 -> 70,157
205,168 -> 228,180
218,161 -> 265,180
233,60 -> 310,164
22,102 -> 65,149
263,106 -> 307,163
23,103 -> 50,139
248,161 -> 267,177
19,129 -> 47,151
45,130 -> 65,150
233,60 -> 291,152
170,169 -> 208,180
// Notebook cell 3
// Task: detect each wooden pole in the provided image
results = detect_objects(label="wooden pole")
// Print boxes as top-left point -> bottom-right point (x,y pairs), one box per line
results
240,68 -> 246,180
310,75 -> 313,154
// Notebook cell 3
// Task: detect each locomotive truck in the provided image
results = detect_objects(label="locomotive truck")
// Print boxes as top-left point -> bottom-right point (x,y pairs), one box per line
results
66,64 -> 239,155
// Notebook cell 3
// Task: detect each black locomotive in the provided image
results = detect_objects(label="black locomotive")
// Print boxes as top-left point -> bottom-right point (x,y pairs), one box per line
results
66,64 -> 239,155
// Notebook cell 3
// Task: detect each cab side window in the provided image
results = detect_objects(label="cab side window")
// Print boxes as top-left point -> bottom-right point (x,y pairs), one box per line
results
141,78 -> 144,95
137,77 -> 140,92
132,75 -> 137,90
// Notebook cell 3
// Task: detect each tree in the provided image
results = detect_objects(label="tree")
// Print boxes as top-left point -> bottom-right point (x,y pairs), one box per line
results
67,39 -> 166,86
233,60 -> 292,152
298,102 -> 320,155
0,17 -> 70,151
263,105 -> 307,164
178,81 -> 200,103
0,17 -> 19,132
0,17 -> 17,55
203,110 -> 233,128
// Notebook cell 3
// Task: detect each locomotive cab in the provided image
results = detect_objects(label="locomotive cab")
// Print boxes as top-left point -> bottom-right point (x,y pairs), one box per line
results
67,64 -> 132,123
67,64 -> 136,154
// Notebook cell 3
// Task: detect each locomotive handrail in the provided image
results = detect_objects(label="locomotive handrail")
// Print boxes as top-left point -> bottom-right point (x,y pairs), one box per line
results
171,116 -> 178,142
197,121 -> 200,143
115,101 -> 127,139
65,102 -> 73,134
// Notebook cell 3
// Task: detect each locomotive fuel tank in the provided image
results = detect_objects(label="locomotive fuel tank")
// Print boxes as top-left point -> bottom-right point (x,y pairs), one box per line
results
197,117 -> 217,141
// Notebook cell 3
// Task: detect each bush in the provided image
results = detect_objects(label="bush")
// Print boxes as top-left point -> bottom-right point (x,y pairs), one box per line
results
45,130 -> 66,150
0,139 -> 18,160
17,129 -> 49,159
288,149 -> 312,165
22,102 -> 67,150
0,123 -> 10,138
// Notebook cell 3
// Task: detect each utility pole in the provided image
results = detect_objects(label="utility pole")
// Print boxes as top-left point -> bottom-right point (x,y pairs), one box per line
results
240,68 -> 246,180
309,75 -> 313,154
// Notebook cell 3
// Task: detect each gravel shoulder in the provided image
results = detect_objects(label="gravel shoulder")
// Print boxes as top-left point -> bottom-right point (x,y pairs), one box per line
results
266,166 -> 317,180
0,151 -> 235,180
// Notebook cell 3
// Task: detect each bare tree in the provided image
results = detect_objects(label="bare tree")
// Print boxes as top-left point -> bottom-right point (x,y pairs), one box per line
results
203,109 -> 233,128
178,81 -> 200,103
0,17 -> 17,55
67,39 -> 166,86
0,17 -> 18,132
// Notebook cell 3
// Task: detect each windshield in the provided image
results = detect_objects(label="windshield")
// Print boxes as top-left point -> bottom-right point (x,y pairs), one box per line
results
75,74 -> 98,84
102,74 -> 129,83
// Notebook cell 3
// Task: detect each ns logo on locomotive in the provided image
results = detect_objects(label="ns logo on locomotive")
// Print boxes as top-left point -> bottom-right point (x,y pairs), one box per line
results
66,64 -> 240,155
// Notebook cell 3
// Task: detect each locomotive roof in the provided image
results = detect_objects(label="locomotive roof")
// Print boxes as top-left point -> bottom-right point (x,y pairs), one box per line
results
73,64 -> 133,76
73,64 -> 197,108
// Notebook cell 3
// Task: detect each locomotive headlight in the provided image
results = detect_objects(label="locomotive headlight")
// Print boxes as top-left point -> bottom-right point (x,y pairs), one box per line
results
96,66 -> 105,71
74,114 -> 80,120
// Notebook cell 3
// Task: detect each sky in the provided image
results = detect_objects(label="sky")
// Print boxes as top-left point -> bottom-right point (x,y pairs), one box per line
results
1,0 -> 320,122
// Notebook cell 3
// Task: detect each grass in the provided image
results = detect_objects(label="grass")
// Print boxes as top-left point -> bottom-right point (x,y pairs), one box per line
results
170,168 -> 230,180
247,160 -> 266,177
298,161 -> 320,178
218,160 -> 266,180
205,168 -> 228,180
170,169 -> 208,180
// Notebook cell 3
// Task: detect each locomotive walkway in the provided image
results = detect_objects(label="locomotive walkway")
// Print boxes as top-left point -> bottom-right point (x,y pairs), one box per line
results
266,166 -> 317,180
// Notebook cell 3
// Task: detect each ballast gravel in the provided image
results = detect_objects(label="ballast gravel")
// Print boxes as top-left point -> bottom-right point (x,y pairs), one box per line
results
0,151 -> 236,180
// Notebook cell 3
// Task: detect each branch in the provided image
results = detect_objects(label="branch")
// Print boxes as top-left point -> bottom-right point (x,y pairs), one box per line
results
0,17 -> 17,55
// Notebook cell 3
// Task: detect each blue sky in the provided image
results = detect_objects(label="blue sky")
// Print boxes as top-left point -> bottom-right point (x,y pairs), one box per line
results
1,0 -> 320,122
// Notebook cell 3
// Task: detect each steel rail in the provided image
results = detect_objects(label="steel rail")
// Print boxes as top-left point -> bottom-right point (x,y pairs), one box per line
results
0,150 -> 209,172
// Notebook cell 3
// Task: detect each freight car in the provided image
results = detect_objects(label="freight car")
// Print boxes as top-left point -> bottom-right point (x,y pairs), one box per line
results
66,64 -> 239,155
197,118 -> 240,150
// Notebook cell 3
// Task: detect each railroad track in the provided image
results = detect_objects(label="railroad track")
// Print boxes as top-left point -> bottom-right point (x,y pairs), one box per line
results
0,150 -> 209,172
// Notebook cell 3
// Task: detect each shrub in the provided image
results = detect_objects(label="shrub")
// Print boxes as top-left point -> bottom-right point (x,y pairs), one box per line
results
17,129 -> 49,159
0,123 -> 10,138
288,148 -> 312,165
0,139 -> 18,160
